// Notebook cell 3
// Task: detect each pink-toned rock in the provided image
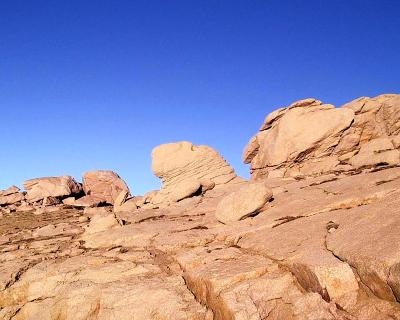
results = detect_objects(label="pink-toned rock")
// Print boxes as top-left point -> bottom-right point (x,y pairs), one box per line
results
0,186 -> 24,205
0,186 -> 20,197
114,197 -> 138,213
23,176 -> 82,203
244,94 -> 400,179
151,141 -> 242,205
82,170 -> 130,205
63,195 -> 104,208
3,95 -> 400,320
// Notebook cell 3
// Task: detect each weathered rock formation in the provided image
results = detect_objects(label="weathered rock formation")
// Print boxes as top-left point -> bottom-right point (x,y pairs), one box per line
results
23,176 -> 82,203
148,141 -> 241,206
1,94 -> 400,319
82,170 -> 130,205
244,94 -> 400,179
0,186 -> 24,206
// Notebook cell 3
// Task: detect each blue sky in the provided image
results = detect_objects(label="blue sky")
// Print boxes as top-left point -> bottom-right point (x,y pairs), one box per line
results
1,0 -> 399,194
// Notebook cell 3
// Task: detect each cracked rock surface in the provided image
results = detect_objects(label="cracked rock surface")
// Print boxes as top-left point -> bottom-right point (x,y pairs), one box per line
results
2,166 -> 400,319
244,94 -> 400,180
1,95 -> 400,319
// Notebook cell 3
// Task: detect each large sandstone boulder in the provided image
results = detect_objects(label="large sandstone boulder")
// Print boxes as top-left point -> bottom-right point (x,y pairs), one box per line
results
0,186 -> 24,205
244,94 -> 400,179
215,181 -> 273,224
82,170 -> 130,205
23,176 -> 82,203
150,141 -> 241,205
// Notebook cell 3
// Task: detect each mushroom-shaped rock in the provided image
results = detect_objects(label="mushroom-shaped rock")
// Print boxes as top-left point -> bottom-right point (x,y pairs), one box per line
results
82,170 -> 130,205
244,94 -> 400,179
23,176 -> 82,203
151,141 -> 240,205
215,181 -> 273,224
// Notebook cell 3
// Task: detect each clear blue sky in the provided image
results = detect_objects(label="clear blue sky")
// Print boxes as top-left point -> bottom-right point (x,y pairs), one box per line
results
1,1 -> 399,194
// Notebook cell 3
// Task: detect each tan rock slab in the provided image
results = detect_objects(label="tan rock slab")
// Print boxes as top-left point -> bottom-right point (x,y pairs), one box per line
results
23,176 -> 82,202
215,181 -> 273,223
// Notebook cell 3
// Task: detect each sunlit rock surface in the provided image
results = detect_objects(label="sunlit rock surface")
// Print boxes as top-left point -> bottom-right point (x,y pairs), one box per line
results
1,95 -> 400,319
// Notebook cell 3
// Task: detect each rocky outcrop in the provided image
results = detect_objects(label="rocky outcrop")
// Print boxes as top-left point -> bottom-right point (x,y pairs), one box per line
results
244,94 -> 400,179
23,176 -> 82,202
0,186 -> 24,206
82,170 -> 130,205
150,141 -> 241,206
3,166 -> 400,319
2,94 -> 400,319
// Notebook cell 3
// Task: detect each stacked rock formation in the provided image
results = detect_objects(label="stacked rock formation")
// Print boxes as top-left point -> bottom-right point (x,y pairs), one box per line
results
0,170 -> 130,214
0,186 -> 24,206
244,94 -> 400,179
145,141 -> 242,206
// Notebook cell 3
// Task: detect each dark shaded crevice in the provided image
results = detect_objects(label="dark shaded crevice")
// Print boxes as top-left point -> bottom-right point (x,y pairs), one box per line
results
233,242 -> 319,299
272,215 -> 304,228
3,259 -> 42,291
322,229 -> 394,303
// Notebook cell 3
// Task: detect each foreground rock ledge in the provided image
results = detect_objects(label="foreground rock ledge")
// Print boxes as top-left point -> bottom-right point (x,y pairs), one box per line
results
2,165 -> 400,319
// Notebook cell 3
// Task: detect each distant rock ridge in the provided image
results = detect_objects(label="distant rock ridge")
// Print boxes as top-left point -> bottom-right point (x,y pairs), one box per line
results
0,170 -> 131,213
243,94 -> 400,179
0,141 -> 241,212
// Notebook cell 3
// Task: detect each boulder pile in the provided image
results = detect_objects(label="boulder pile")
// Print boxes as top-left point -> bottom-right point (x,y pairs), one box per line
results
0,170 -> 131,214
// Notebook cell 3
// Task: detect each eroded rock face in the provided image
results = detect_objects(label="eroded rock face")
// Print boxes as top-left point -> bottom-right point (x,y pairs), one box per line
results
0,186 -> 24,205
244,94 -> 400,179
0,256 -> 211,320
2,95 -> 400,319
23,176 -> 82,202
150,141 -> 241,205
82,170 -> 130,205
